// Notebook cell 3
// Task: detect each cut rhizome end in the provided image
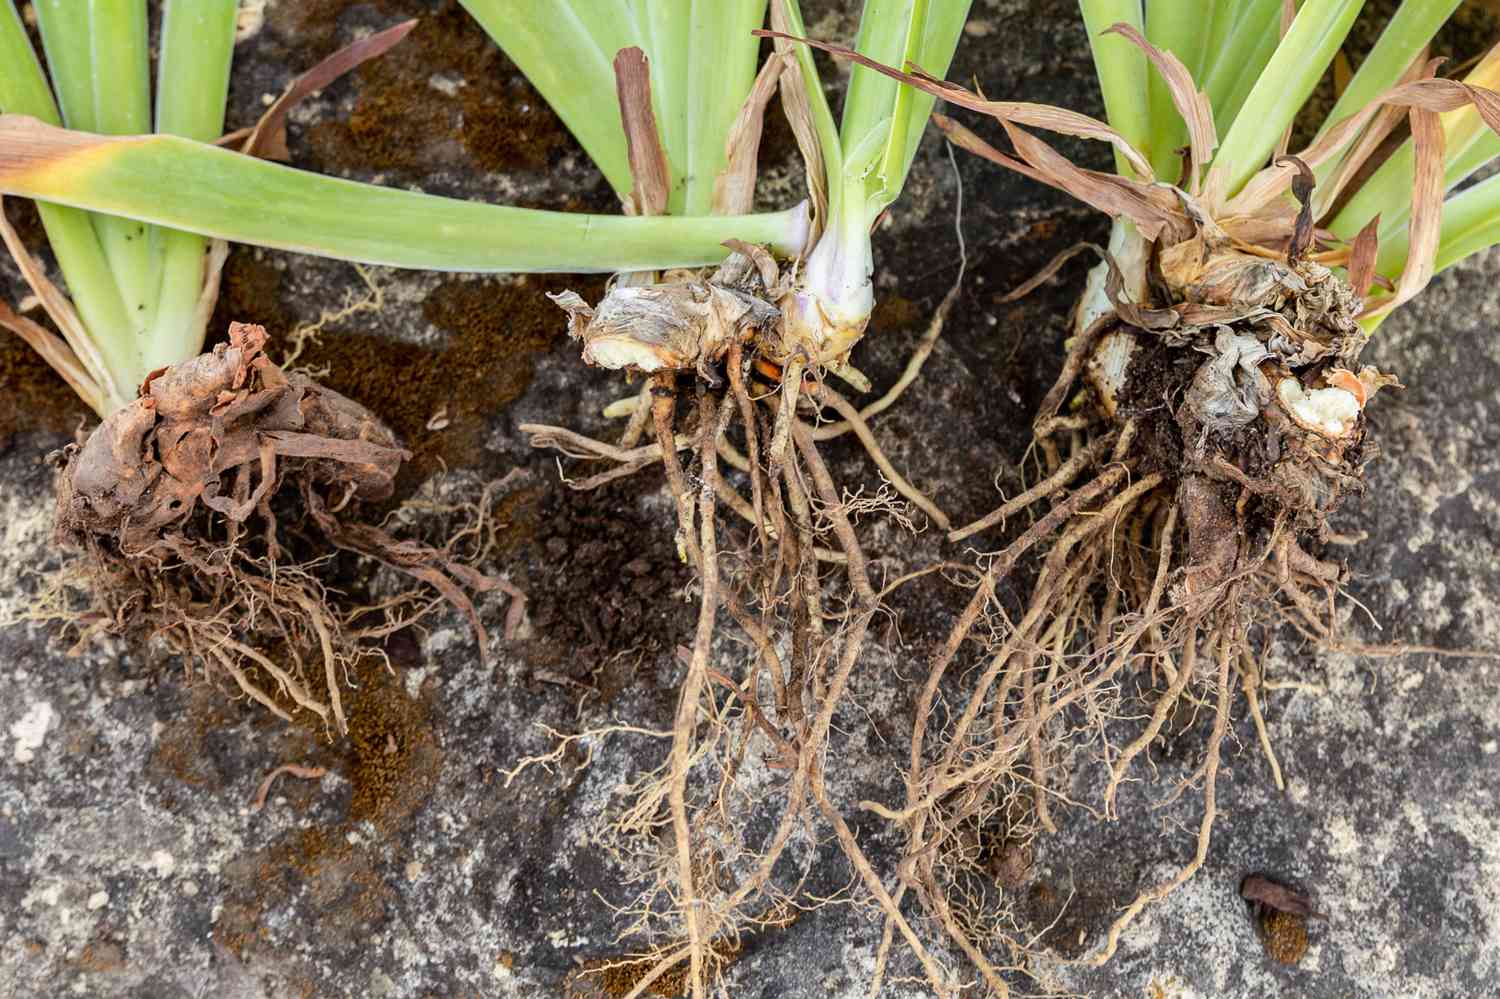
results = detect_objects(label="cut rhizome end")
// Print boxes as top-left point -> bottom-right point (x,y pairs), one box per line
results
51,322 -> 501,736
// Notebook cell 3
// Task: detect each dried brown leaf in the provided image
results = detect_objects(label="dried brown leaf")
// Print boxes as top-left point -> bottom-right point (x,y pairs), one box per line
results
0,298 -> 100,412
1105,22 -> 1216,190
996,102 -> 1157,183
614,47 -> 672,217
996,241 -> 1102,303
767,4 -> 828,246
1313,51 -> 1427,220
999,120 -> 1187,241
1240,873 -> 1326,920
192,239 -> 232,353
1347,215 -> 1380,298
1277,155 -> 1316,261
754,28 -> 1158,180
0,191 -> 116,409
1217,204 -> 1302,248
1280,0 -> 1297,33
712,53 -> 787,217
943,115 -> 1183,242
721,238 -> 781,292
932,114 -> 1048,186
1385,76 -> 1500,133
238,19 -> 417,161
1103,250 -> 1179,329
1364,67 -> 1449,319
261,430 -> 411,466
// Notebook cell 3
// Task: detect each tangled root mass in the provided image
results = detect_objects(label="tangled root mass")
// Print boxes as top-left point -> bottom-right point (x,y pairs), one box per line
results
891,234 -> 1403,983
52,322 -> 493,734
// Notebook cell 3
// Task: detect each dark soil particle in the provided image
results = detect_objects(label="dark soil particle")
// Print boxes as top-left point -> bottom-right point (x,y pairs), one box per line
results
869,293 -> 924,334
520,478 -> 695,708
1023,879 -> 1123,960
1116,330 -> 1193,481
0,331 -> 90,442
208,252 -> 296,343
345,656 -> 441,825
1,190 -> 46,252
146,685 -> 247,795
209,639 -> 441,963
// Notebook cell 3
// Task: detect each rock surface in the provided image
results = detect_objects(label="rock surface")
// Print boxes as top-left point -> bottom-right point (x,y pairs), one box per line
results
2,2 -> 1498,997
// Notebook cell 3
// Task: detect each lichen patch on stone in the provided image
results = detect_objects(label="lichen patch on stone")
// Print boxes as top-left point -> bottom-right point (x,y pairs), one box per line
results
9,701 -> 54,763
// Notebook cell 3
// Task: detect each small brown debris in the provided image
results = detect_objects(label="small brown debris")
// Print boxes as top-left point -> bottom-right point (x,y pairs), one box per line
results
1240,872 -> 1325,919
1260,908 -> 1310,966
1242,872 -> 1321,966
75,941 -> 125,973
251,764 -> 329,812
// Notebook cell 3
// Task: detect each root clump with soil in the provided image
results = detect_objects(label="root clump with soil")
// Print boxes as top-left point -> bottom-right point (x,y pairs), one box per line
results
517,61 -> 969,989
902,235 -> 1390,978
48,322 -> 500,735
522,264 -> 963,996
848,185 -> 1407,998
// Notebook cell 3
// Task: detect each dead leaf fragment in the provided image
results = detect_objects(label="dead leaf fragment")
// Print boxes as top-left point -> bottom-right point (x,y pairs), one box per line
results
251,764 -> 329,811
613,47 -> 672,217
235,19 -> 418,161
1240,873 -> 1326,919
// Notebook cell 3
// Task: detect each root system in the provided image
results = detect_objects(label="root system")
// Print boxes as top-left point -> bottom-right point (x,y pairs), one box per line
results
50,322 -> 507,735
522,251 -> 967,996
869,218 -> 1403,987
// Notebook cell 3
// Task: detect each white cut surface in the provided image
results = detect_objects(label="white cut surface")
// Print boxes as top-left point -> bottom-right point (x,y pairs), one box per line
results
582,336 -> 668,371
1278,378 -> 1361,436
